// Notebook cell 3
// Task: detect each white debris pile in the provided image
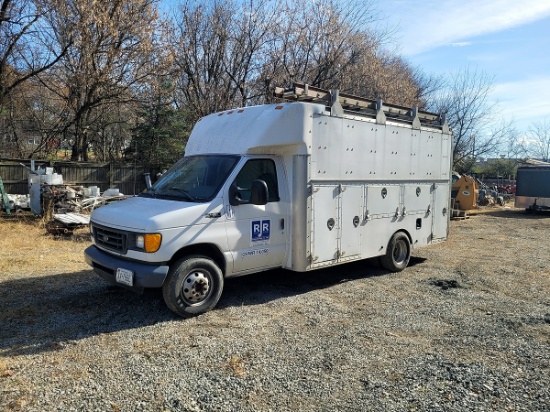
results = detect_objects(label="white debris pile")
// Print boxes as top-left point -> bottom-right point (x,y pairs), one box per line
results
46,212 -> 91,235
1,194 -> 31,212
42,186 -> 128,235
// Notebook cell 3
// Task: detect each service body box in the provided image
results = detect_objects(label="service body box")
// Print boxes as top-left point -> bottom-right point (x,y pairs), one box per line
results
303,110 -> 451,270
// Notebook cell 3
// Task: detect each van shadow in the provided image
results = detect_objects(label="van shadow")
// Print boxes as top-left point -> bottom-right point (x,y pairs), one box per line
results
219,256 -> 425,309
0,257 -> 426,357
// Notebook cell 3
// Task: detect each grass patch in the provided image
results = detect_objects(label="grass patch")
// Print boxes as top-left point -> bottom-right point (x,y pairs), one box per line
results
0,215 -> 91,276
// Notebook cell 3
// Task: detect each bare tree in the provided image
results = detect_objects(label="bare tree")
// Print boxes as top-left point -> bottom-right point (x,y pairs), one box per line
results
42,0 -> 166,161
84,103 -> 137,162
430,66 -> 502,168
6,75 -> 67,158
171,0 -> 426,118
0,84 -> 26,157
339,48 -> 434,108
0,0 -> 71,157
409,65 -> 445,106
171,0 -> 237,118
464,120 -> 526,177
261,0 -> 384,95
171,0 -> 278,118
261,0 -> 441,110
0,0 -> 68,105
494,121 -> 528,160
527,118 -> 550,162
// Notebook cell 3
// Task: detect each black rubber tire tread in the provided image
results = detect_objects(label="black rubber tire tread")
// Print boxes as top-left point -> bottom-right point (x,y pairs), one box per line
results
379,231 -> 411,273
162,255 -> 224,318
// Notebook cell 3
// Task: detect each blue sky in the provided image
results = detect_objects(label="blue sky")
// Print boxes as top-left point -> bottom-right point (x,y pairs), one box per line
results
376,0 -> 550,133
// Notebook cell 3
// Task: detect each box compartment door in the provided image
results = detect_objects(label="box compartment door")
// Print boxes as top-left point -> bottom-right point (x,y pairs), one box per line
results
339,185 -> 363,259
432,183 -> 450,240
311,185 -> 339,264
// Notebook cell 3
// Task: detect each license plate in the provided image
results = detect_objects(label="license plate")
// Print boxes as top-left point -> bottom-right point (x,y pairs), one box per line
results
115,267 -> 134,287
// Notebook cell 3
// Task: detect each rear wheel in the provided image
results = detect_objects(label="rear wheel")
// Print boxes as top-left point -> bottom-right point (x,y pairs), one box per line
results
162,255 -> 224,318
379,231 -> 411,272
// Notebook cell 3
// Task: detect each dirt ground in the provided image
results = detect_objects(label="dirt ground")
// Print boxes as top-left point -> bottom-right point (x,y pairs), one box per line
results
0,206 -> 549,411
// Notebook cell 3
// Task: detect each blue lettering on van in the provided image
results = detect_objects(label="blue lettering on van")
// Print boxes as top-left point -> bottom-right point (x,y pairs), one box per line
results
252,220 -> 270,242
241,248 -> 269,258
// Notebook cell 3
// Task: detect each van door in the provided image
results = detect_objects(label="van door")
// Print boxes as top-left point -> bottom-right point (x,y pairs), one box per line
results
225,158 -> 289,274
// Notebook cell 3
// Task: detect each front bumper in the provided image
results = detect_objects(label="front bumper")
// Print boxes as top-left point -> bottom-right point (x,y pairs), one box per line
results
84,245 -> 169,292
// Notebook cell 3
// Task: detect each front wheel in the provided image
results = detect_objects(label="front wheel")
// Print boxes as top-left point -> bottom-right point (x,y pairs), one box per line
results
379,231 -> 411,272
162,255 -> 224,318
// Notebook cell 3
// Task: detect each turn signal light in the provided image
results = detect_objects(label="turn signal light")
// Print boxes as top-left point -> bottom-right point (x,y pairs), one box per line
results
136,233 -> 162,253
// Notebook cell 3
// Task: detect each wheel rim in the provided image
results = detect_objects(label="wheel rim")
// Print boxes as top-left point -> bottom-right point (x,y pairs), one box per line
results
393,239 -> 408,264
181,270 -> 212,305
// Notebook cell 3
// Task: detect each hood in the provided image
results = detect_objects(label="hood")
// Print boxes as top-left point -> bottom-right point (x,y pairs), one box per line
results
90,196 -> 222,231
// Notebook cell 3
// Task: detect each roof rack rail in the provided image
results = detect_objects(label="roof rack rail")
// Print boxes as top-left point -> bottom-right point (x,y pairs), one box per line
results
274,82 -> 448,132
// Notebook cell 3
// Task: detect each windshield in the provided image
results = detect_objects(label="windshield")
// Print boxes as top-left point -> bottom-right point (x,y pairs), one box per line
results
140,155 -> 240,202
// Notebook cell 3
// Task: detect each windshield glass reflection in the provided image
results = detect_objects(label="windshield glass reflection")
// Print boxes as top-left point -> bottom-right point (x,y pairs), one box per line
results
140,155 -> 239,202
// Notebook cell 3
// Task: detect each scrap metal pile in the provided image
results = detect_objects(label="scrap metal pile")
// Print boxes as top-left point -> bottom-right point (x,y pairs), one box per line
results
0,163 -> 130,235
41,184 -> 126,215
41,185 -> 129,235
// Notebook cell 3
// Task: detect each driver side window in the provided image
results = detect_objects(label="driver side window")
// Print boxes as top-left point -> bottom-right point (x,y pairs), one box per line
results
234,159 -> 279,203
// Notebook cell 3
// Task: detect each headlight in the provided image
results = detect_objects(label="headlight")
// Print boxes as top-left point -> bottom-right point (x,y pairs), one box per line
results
136,233 -> 162,253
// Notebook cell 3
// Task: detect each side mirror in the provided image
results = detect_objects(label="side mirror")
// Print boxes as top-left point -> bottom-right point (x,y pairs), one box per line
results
229,183 -> 245,206
250,179 -> 268,205
229,180 -> 269,206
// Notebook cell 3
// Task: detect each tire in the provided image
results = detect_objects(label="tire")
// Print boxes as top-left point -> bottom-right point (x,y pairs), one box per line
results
379,231 -> 411,272
162,255 -> 224,318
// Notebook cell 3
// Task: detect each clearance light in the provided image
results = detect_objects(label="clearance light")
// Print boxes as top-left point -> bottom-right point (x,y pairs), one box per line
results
136,234 -> 162,253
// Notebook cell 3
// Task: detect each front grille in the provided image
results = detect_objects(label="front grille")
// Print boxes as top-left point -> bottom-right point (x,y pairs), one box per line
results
94,225 -> 128,253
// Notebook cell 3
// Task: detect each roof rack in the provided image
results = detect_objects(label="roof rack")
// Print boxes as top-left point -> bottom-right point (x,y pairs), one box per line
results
274,83 -> 448,132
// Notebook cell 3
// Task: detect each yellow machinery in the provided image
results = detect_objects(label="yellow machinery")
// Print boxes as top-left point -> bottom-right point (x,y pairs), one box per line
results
451,172 -> 479,212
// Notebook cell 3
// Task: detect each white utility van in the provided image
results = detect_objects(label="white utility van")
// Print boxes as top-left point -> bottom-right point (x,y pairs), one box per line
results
85,83 -> 452,317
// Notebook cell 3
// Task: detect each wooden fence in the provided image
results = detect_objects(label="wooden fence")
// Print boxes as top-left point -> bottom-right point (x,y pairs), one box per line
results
0,158 -> 163,195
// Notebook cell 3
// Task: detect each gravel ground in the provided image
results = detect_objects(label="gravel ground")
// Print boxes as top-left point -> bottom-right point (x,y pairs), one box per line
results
1,207 -> 549,411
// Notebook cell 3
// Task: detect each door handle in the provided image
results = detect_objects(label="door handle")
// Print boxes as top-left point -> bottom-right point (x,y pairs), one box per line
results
280,218 -> 285,230
205,212 -> 221,218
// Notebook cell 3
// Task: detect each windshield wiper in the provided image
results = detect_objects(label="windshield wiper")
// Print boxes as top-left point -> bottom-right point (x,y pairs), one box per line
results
168,187 -> 198,201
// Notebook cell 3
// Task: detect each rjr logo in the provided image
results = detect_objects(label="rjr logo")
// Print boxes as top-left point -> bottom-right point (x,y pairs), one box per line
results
252,220 -> 270,242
